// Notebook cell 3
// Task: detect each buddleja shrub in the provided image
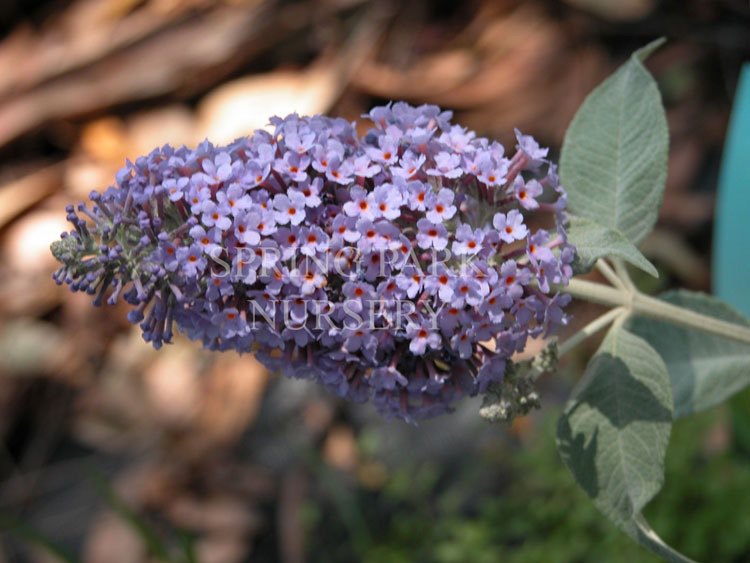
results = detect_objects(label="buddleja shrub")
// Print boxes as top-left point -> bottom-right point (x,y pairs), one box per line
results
51,38 -> 750,561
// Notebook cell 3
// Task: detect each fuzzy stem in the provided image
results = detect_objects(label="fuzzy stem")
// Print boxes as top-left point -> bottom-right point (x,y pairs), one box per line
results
612,258 -> 636,291
557,306 -> 626,357
561,278 -> 750,345
595,259 -> 627,291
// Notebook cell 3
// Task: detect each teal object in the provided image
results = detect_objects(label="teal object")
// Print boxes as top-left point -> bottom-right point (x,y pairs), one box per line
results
714,63 -> 750,316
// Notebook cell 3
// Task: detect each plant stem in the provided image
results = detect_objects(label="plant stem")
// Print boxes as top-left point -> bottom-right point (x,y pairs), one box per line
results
595,259 -> 627,291
612,258 -> 636,291
634,292 -> 750,343
562,278 -> 631,308
562,278 -> 750,345
558,306 -> 626,357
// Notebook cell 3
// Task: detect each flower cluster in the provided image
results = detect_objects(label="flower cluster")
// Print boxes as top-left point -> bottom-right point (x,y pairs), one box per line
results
52,102 -> 574,421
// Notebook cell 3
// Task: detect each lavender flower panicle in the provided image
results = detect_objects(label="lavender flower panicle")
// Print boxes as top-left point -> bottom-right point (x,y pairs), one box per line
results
51,102 -> 575,422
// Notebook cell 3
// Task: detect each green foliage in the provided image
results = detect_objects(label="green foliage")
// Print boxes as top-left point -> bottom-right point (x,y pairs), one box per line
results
561,38 -> 668,245
555,326 -> 692,560
629,291 -> 750,418
644,396 -> 750,561
304,401 -> 750,563
557,327 -> 672,522
566,215 -> 658,276
554,38 -> 724,561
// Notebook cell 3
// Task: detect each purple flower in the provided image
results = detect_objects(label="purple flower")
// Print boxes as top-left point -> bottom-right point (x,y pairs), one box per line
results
527,230 -> 555,265
499,260 -> 530,300
424,263 -> 455,302
232,249 -> 260,284
463,151 -> 490,176
178,244 -> 207,278
426,188 -> 457,224
273,191 -> 306,226
211,307 -> 246,338
298,226 -> 329,257
344,186 -> 377,221
53,102 -> 575,422
190,225 -> 221,254
452,276 -> 485,307
493,209 -> 528,243
202,152 -> 234,185
515,128 -> 549,167
242,160 -> 270,188
406,322 -> 442,356
396,265 -> 424,299
217,183 -> 252,216
377,277 -> 406,301
187,184 -> 211,215
477,158 -> 508,186
367,133 -> 399,165
296,178 -> 322,208
275,151 -> 311,182
326,157 -> 354,185
370,365 -> 408,390
480,288 -> 511,321
371,183 -> 404,221
234,212 -> 263,246
476,355 -> 506,393
426,152 -> 463,178
163,177 -> 189,202
416,219 -> 449,251
452,224 -> 484,256
391,151 -> 426,179
534,258 -> 559,293
515,178 -> 544,210
451,327 -> 475,359
311,144 -> 341,174
352,155 -> 381,178
156,240 -> 180,272
439,125 -> 476,153
342,281 -> 376,314
543,293 -> 572,333
255,209 -> 278,237
331,215 -> 360,244
437,305 -> 467,335
201,200 -> 232,231
404,180 -> 435,212
284,128 -> 316,154
290,259 -> 327,295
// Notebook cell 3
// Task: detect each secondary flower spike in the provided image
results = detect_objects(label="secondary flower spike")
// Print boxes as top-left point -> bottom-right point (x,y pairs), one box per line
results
51,102 -> 575,421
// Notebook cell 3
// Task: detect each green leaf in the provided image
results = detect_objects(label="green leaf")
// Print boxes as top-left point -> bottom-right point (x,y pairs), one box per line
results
560,39 -> 669,245
557,326 -> 672,522
557,326 -> 694,562
567,215 -> 658,277
629,290 -> 750,418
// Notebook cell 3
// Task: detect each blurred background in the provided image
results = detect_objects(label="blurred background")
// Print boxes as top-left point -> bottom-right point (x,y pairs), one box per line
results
0,0 -> 749,561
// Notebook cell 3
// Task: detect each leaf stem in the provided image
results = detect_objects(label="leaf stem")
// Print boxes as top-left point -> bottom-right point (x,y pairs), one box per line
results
595,259 -> 627,291
561,278 -> 632,308
561,278 -> 750,345
558,306 -> 626,357
612,258 -> 636,291
633,292 -> 750,344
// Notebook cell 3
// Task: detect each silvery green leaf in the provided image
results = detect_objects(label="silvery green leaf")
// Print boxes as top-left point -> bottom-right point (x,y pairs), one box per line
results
567,215 -> 658,277
557,325 -> 694,561
561,39 -> 668,245
629,290 -> 750,418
